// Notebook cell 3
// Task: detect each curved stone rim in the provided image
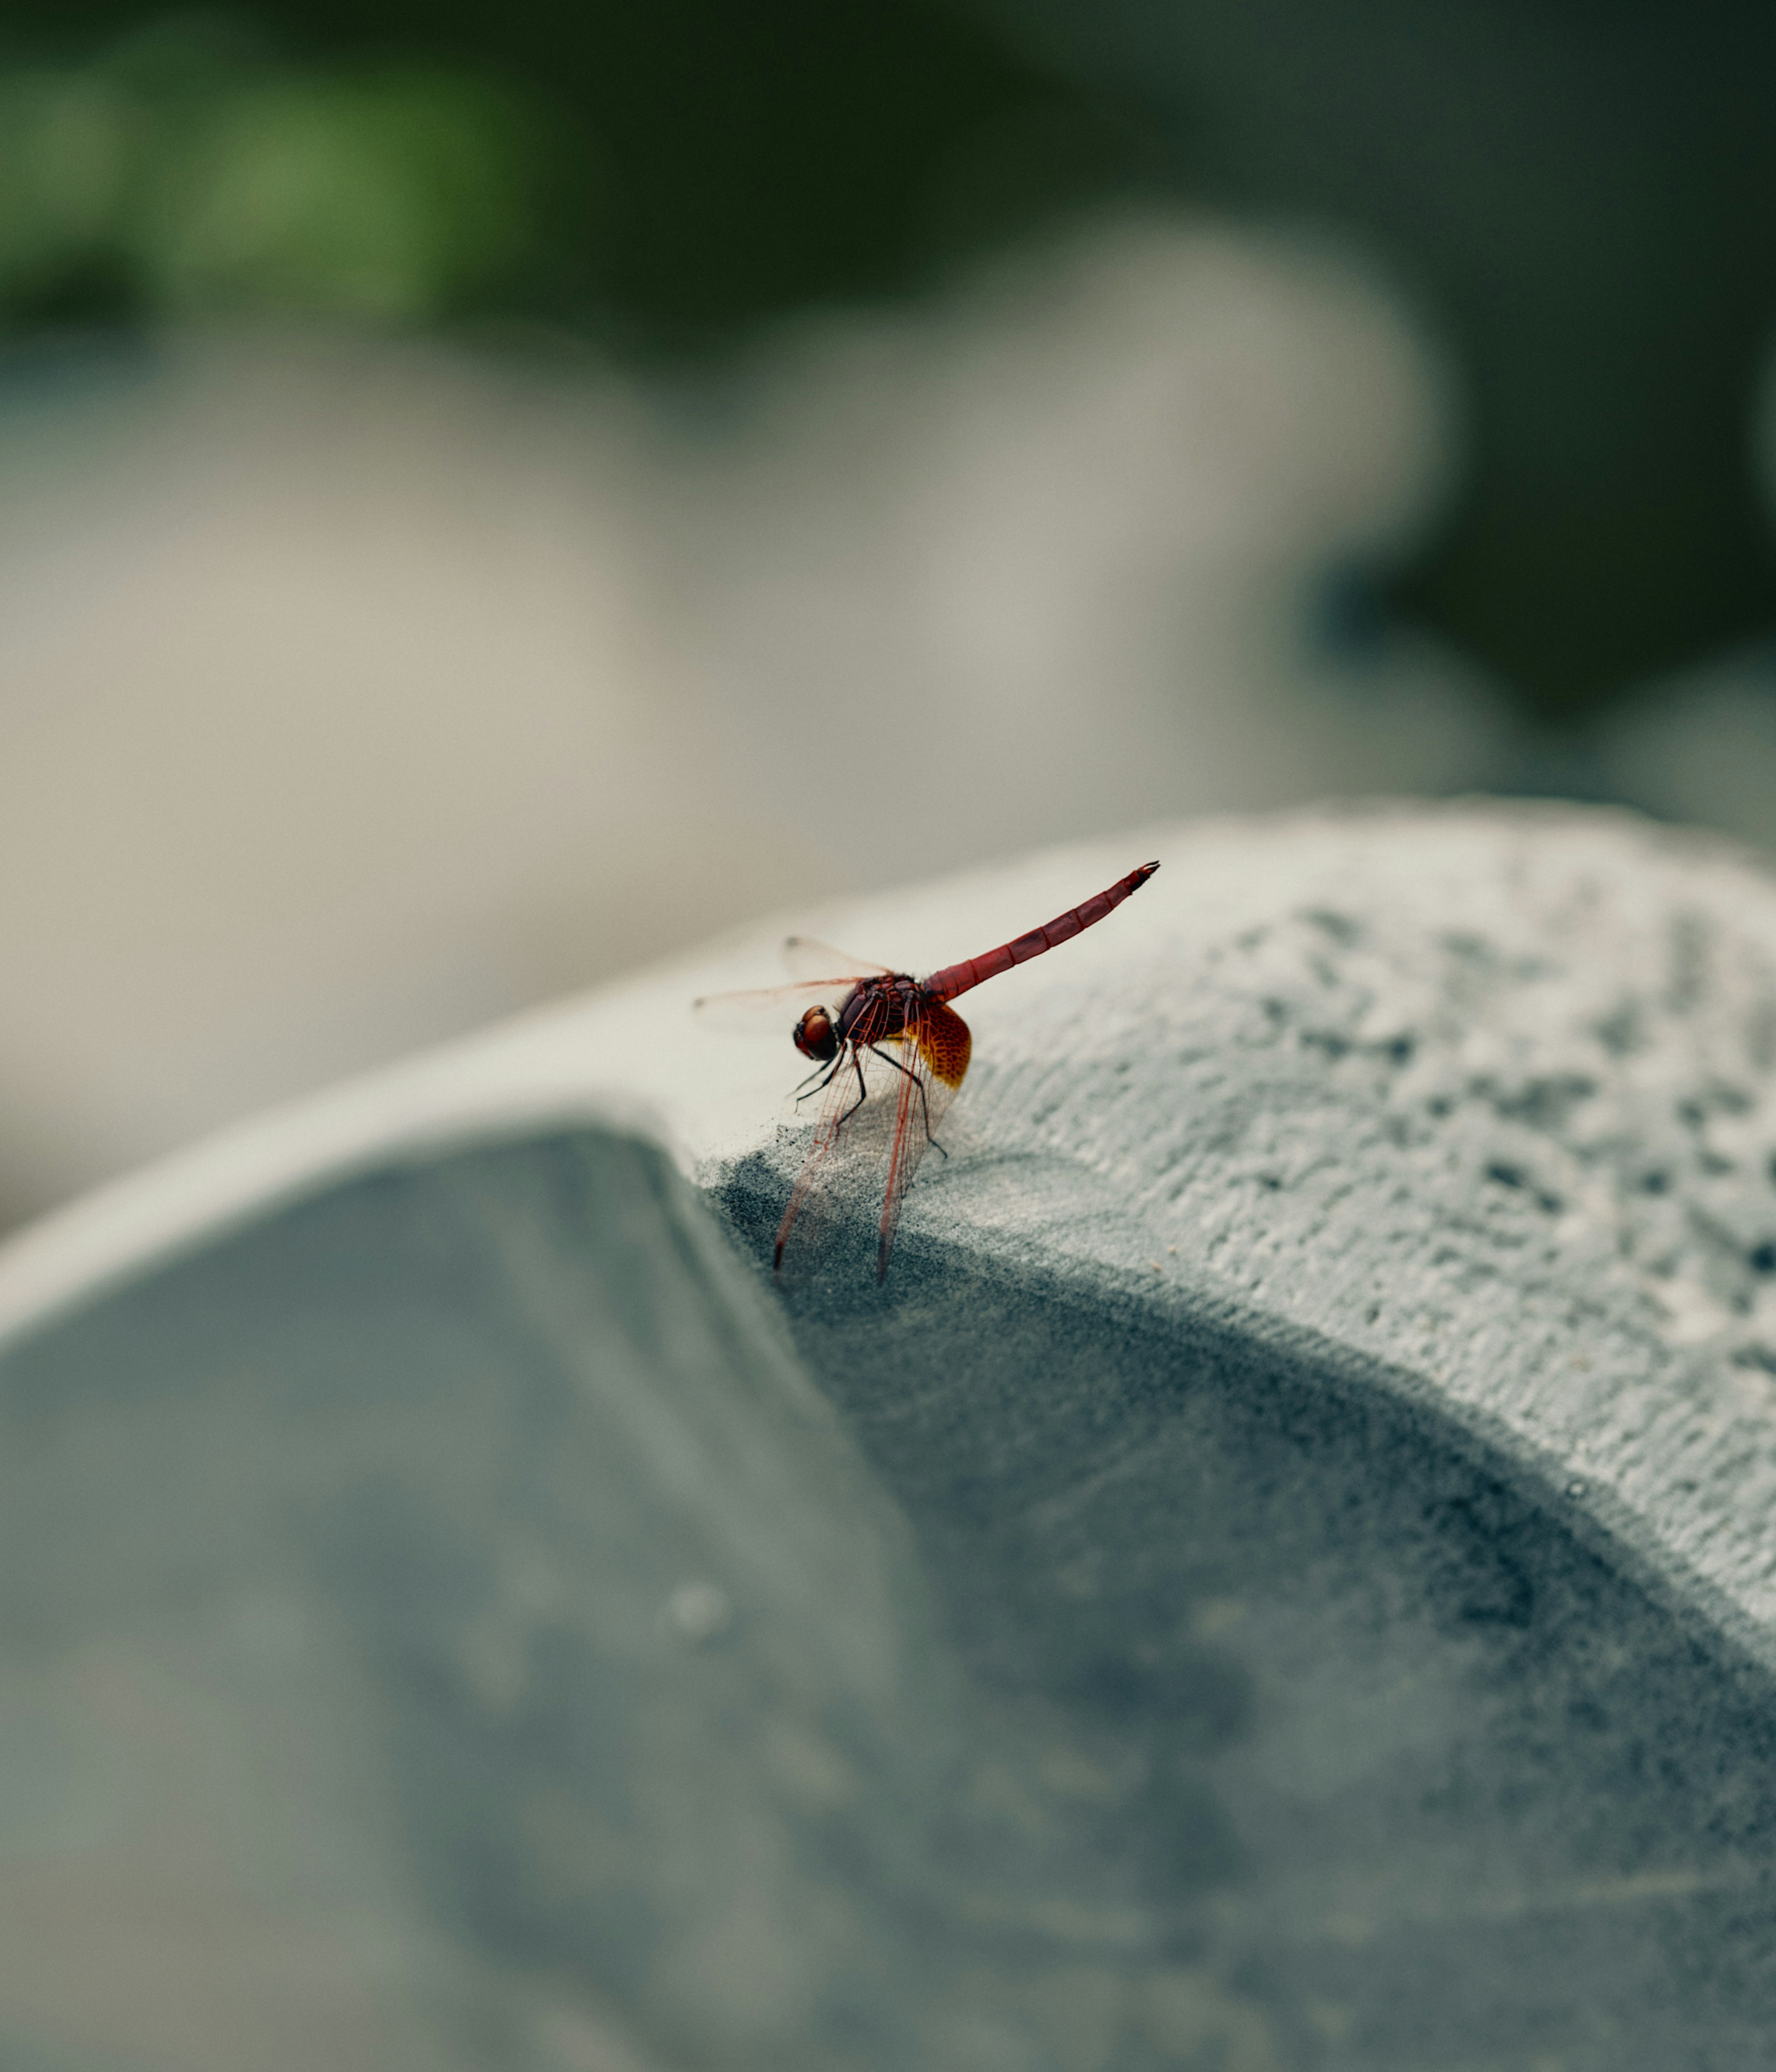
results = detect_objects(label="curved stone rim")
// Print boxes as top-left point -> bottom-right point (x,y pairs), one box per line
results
6,798 -> 1776,1682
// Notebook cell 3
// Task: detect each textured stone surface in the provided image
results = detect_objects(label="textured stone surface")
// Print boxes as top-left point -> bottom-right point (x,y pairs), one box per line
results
6,802 -> 1776,2066
842,802 -> 1776,1670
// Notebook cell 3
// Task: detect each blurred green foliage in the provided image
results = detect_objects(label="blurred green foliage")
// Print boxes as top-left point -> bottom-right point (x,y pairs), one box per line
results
0,6 -> 1153,345
0,31 -> 546,324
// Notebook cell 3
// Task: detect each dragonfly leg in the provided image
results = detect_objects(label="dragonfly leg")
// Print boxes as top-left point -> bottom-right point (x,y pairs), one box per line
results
794,1053 -> 845,1102
864,1043 -> 947,1157
833,1046 -> 871,1134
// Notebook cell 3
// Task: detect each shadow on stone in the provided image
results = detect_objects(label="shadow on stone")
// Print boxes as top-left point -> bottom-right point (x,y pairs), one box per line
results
722,1147 -> 1776,2068
0,1126 -> 1774,2069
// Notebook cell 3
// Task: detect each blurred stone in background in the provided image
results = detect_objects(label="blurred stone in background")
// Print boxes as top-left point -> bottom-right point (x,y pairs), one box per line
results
1588,359 -> 1776,849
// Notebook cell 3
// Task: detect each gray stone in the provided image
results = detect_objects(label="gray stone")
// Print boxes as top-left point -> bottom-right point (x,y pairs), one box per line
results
5,802 -> 1776,2067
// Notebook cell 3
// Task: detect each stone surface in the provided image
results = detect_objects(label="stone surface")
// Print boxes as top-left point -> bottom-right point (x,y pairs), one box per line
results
6,803 -> 1776,2066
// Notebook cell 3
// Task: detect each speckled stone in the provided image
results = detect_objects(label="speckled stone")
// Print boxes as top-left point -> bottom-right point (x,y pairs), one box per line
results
824,802 -> 1776,1669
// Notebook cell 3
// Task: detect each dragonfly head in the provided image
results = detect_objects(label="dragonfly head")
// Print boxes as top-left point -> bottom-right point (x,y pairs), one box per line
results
792,1003 -> 839,1064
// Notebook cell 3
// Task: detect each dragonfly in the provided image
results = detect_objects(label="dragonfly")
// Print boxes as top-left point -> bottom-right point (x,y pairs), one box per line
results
697,860 -> 1159,1281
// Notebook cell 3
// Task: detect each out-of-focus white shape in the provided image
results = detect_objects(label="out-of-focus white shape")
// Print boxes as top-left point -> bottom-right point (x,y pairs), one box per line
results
1596,648 -> 1776,849
671,217 -> 1504,865
0,344 -> 822,1215
0,212 -> 1509,1219
1608,340 -> 1776,852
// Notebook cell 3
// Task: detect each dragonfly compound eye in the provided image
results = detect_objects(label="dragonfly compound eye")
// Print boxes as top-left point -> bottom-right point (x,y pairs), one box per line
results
793,1005 -> 838,1063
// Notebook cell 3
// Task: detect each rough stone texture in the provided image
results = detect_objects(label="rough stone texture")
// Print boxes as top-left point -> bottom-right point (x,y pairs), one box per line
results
6,802 -> 1776,2066
860,803 -> 1776,1669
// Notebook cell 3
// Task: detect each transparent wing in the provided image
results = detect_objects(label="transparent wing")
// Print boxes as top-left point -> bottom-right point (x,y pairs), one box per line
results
874,1003 -> 968,1280
775,1001 -> 968,1282
691,976 -> 852,1035
782,934 -> 891,983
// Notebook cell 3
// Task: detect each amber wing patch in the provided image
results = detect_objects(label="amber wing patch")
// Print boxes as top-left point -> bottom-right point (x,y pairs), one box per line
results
916,999 -> 972,1087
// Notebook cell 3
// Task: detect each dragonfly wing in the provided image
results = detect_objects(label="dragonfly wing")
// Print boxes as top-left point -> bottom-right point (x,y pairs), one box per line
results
874,1054 -> 928,1283
769,1039 -> 921,1273
773,1041 -> 874,1269
782,934 -> 891,983
914,999 -> 971,1089
774,1002 -> 967,1280
875,1014 -> 964,1281
692,977 -> 855,1034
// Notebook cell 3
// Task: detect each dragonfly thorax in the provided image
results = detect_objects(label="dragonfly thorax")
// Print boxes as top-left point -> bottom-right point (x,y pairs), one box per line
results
838,975 -> 921,1046
794,977 -> 924,1064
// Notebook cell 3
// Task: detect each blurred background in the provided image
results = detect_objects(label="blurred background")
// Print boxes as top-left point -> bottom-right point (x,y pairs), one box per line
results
2,0 -> 1776,1223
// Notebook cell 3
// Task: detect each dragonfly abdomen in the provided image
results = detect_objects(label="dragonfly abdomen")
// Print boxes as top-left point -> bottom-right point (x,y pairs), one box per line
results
924,860 -> 1159,1002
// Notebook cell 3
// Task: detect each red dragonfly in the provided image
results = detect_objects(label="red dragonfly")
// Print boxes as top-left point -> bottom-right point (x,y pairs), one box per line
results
698,861 -> 1158,1280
